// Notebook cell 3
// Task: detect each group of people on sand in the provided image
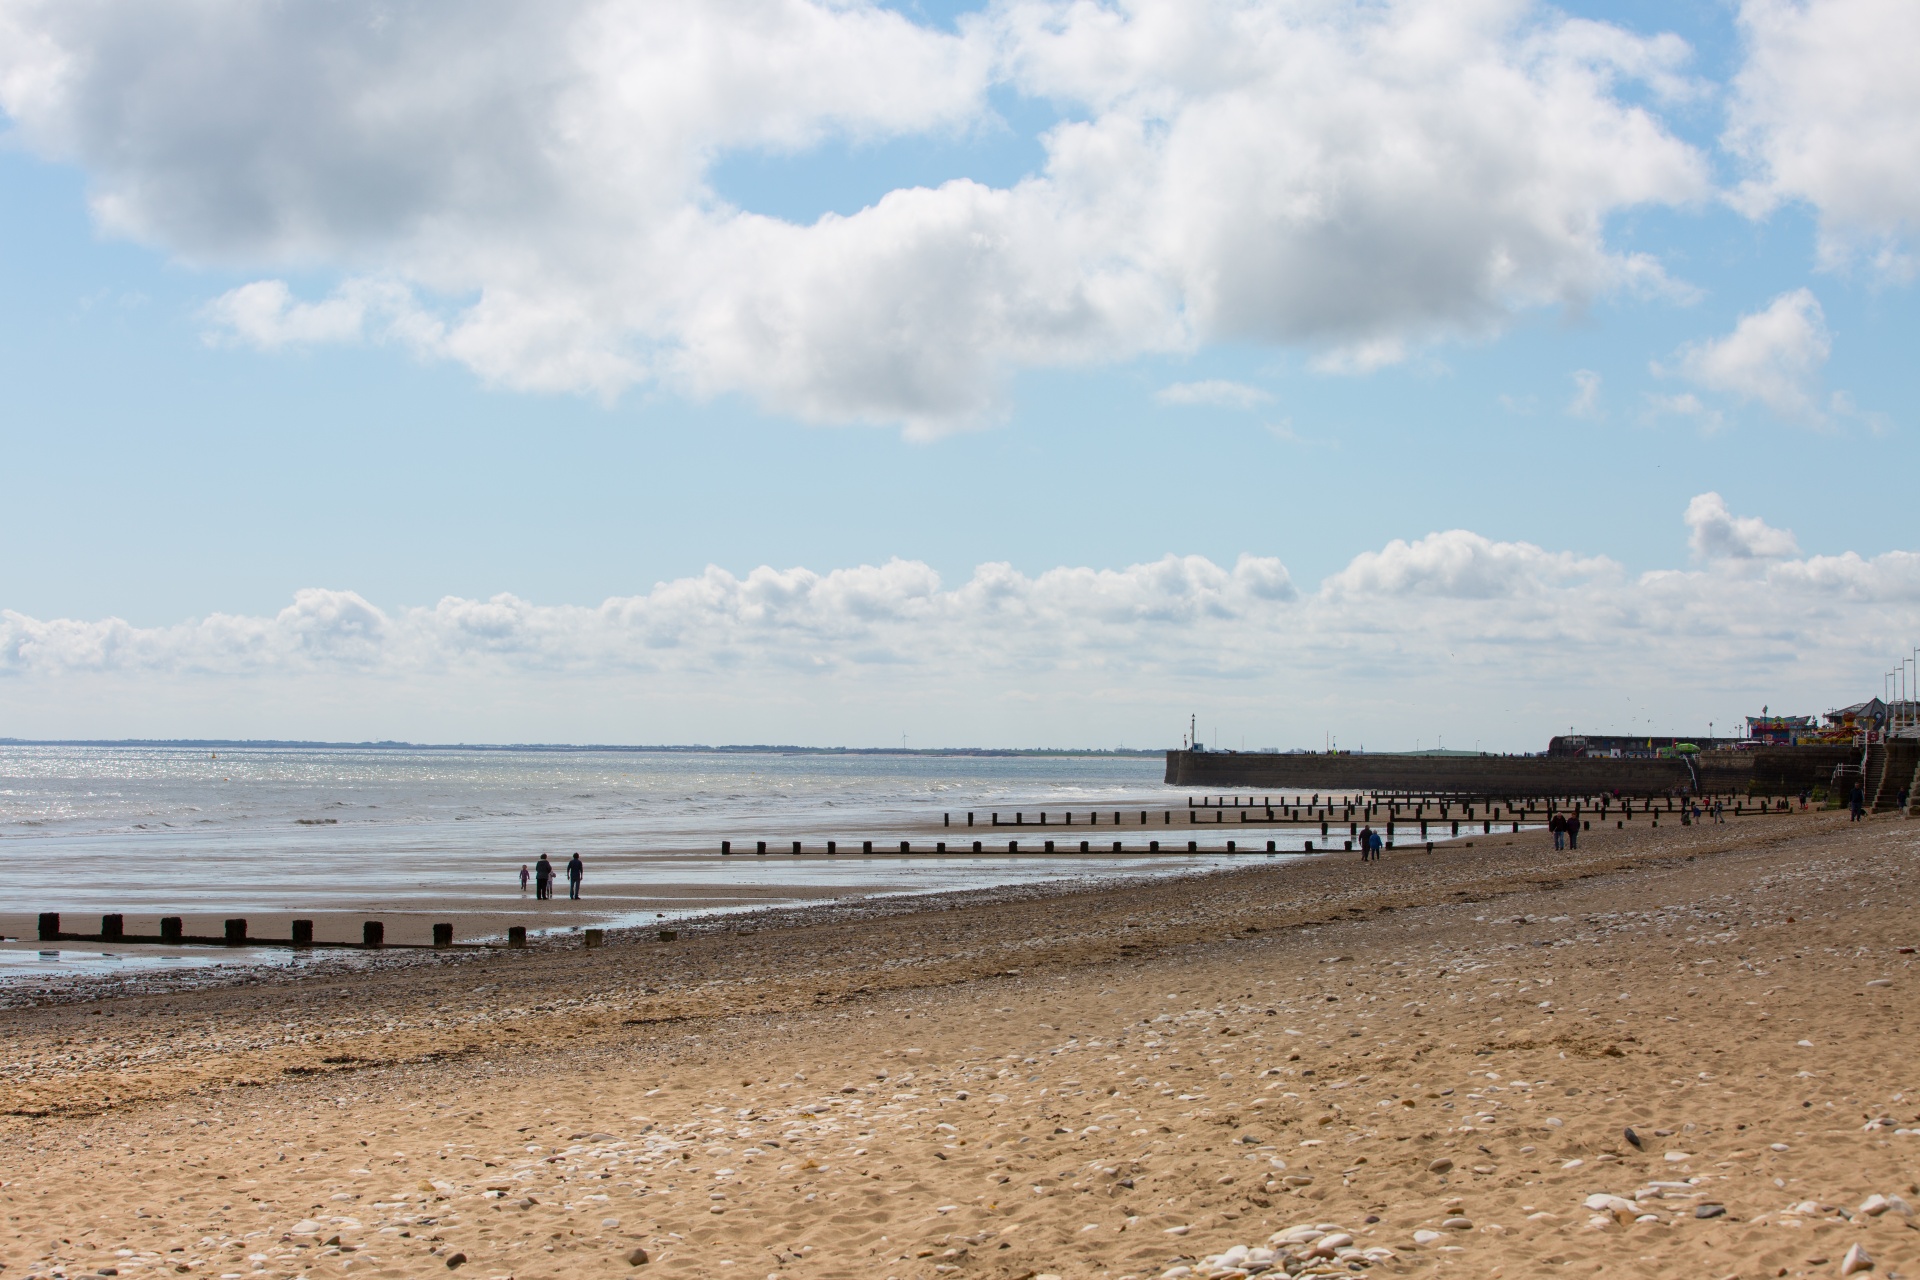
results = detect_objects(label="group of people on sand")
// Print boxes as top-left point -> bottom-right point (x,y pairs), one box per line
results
1356,825 -> 1384,860
518,852 -> 584,900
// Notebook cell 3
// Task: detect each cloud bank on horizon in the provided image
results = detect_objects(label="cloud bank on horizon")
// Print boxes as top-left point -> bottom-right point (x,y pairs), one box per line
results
3,496 -> 1913,746
0,0 -> 1912,435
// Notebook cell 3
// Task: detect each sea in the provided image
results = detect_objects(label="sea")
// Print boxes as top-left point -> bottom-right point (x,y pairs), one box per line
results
1,744 -> 1299,980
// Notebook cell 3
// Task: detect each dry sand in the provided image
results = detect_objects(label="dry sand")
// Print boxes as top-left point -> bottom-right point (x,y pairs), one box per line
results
1,807 -> 1915,1280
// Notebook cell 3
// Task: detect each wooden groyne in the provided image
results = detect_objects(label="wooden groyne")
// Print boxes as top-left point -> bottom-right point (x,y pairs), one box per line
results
32,912 -> 518,950
717,792 -> 1794,856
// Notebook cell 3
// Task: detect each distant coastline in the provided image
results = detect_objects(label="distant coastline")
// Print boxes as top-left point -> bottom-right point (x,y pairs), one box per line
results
0,738 -> 1164,758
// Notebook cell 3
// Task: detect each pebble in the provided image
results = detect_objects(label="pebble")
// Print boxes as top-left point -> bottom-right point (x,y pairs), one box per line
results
443,1252 -> 467,1269
1861,1196 -> 1890,1217
1412,1230 -> 1442,1245
1840,1242 -> 1873,1276
626,1246 -> 650,1266
1695,1204 -> 1726,1219
1168,1221 -> 1382,1278
1442,1217 -> 1473,1230
1664,1151 -> 1691,1163
1428,1158 -> 1454,1173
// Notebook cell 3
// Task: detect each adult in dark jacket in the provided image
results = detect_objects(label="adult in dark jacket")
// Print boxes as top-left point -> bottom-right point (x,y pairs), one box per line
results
567,852 -> 584,900
534,853 -> 553,900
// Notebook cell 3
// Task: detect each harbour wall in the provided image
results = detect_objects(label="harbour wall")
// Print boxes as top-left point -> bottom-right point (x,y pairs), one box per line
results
1163,746 -> 1856,796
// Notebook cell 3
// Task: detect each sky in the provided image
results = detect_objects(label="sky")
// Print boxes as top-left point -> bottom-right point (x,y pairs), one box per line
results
1,0 -> 1917,750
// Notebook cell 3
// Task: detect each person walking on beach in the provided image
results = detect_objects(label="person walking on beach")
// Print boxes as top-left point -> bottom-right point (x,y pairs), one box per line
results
519,863 -> 530,894
534,853 -> 553,900
1369,828 -> 1384,860
1357,824 -> 1373,860
1850,784 -> 1867,822
1566,811 -> 1579,850
1549,812 -> 1566,851
567,852 -> 584,900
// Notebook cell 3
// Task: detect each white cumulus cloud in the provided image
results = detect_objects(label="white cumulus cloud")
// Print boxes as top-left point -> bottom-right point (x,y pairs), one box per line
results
1726,0 -> 1920,274
1669,288 -> 1832,422
0,0 -> 1711,433
3,496 -> 1915,745
1684,492 -> 1801,560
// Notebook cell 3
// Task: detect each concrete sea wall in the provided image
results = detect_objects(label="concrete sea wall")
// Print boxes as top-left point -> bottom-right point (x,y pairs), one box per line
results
1163,746 -> 1856,796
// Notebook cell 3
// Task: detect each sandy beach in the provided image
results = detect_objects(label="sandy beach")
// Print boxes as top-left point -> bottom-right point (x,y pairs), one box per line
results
2,806 -> 1915,1279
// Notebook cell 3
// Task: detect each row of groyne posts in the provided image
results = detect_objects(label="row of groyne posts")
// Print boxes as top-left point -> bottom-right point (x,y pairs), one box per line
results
30,913 -> 597,952
720,788 -> 1797,858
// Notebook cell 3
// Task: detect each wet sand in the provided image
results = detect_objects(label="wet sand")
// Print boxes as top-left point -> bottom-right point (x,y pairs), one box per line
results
2,807 -> 1914,1280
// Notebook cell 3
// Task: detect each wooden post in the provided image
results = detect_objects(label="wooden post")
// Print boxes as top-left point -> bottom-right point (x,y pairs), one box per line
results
722,841 -> 731,855
792,841 -> 801,855
1267,840 -> 1276,852
1045,840 -> 1055,853
584,929 -> 604,948
900,841 -> 911,854
827,840 -> 837,854
161,917 -> 183,944
508,926 -> 526,948
756,840 -> 766,855
972,840 -> 982,853
1079,840 -> 1089,853
967,812 -> 974,826
1187,840 -> 1197,852
292,920 -> 314,945
363,920 -> 384,948
37,912 -> 59,942
433,923 -> 453,948
944,812 -> 950,827
101,913 -> 124,940
936,841 -> 946,853
1111,841 -> 1121,853
862,840 -> 873,854
1227,840 -> 1237,852
1009,841 -> 1019,853
224,918 -> 247,946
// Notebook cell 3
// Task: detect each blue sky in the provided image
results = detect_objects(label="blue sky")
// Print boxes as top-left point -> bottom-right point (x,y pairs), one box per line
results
0,0 -> 1915,747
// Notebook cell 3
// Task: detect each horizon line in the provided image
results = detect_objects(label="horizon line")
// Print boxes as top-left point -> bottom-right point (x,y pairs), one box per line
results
0,738 -> 1170,756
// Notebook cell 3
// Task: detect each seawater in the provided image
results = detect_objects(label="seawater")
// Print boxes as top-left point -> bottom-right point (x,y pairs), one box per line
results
0,745 -> 1263,922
